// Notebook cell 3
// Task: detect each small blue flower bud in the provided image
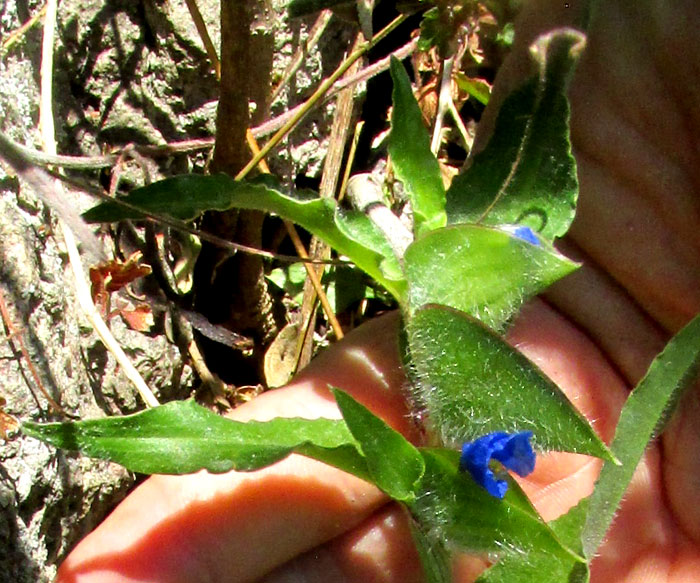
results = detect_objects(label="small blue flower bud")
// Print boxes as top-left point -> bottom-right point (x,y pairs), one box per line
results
512,226 -> 541,246
459,431 -> 536,499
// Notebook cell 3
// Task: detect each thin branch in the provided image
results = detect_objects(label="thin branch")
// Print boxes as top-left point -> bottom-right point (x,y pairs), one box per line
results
0,134 -> 213,170
0,39 -> 418,174
347,173 -> 412,261
0,150 -> 343,266
1,3 -> 47,54
255,37 -> 417,139
430,55 -> 456,155
0,132 -> 105,263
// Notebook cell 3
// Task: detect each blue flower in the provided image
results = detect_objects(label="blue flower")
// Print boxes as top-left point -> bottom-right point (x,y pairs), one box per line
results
459,431 -> 536,499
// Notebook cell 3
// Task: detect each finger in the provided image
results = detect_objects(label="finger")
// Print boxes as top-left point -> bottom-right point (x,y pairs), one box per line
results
662,381 -> 700,543
262,299 -> 635,583
260,504 -> 489,583
544,241 -> 667,387
588,443 -> 700,583
506,299 -> 628,522
259,505 -> 424,583
56,313 -> 415,583
566,0 -> 700,333
56,299 -> 632,583
497,1 -> 700,333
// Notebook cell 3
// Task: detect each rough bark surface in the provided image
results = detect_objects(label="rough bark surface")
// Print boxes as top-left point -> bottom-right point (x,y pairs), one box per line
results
0,0 -> 345,580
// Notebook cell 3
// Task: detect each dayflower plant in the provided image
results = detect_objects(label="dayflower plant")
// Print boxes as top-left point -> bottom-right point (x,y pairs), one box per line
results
18,18 -> 700,583
24,27 -> 606,581
459,431 -> 536,499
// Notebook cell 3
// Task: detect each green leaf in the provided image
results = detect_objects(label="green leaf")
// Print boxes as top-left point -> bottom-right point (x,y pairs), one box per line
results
446,29 -> 586,240
332,265 -> 375,313
334,207 -> 404,284
82,174 -> 406,299
477,547 -> 589,583
267,263 -> 308,304
550,497 -> 589,554
388,56 -> 446,236
476,500 -> 591,583
417,6 -> 447,55
410,449 -> 582,562
405,305 -> 614,461
22,400 -> 369,480
582,311 -> 700,558
404,224 -> 578,329
408,515 -> 452,583
454,72 -> 491,106
495,22 -> 516,48
333,388 -> 424,502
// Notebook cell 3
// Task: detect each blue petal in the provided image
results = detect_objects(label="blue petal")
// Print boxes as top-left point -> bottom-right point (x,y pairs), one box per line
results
512,226 -> 541,246
459,431 -> 536,499
468,463 -> 508,499
491,431 -> 536,476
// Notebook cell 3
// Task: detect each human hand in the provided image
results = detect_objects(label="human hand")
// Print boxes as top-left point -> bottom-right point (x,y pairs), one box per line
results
56,1 -> 700,582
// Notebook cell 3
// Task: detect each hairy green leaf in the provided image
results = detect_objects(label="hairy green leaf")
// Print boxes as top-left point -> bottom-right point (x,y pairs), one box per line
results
477,499 -> 590,583
404,224 -> 578,329
82,174 -> 406,299
409,515 -> 452,583
389,56 -> 446,236
334,207 -> 405,284
405,305 -> 614,461
333,388 -> 424,502
582,311 -> 700,558
446,29 -> 586,240
22,400 -> 369,479
550,497 -> 589,555
410,449 -> 583,562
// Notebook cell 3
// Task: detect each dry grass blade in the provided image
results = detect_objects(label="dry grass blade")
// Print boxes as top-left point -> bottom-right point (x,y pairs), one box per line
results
295,30 -> 366,367
1,3 -> 47,54
184,0 -> 221,79
244,130 -> 344,342
39,0 -> 159,408
236,13 -> 409,181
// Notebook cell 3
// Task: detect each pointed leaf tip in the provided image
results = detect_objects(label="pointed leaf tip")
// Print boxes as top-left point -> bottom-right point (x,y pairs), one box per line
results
406,305 -> 615,462
388,56 -> 446,237
445,28 -> 586,241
